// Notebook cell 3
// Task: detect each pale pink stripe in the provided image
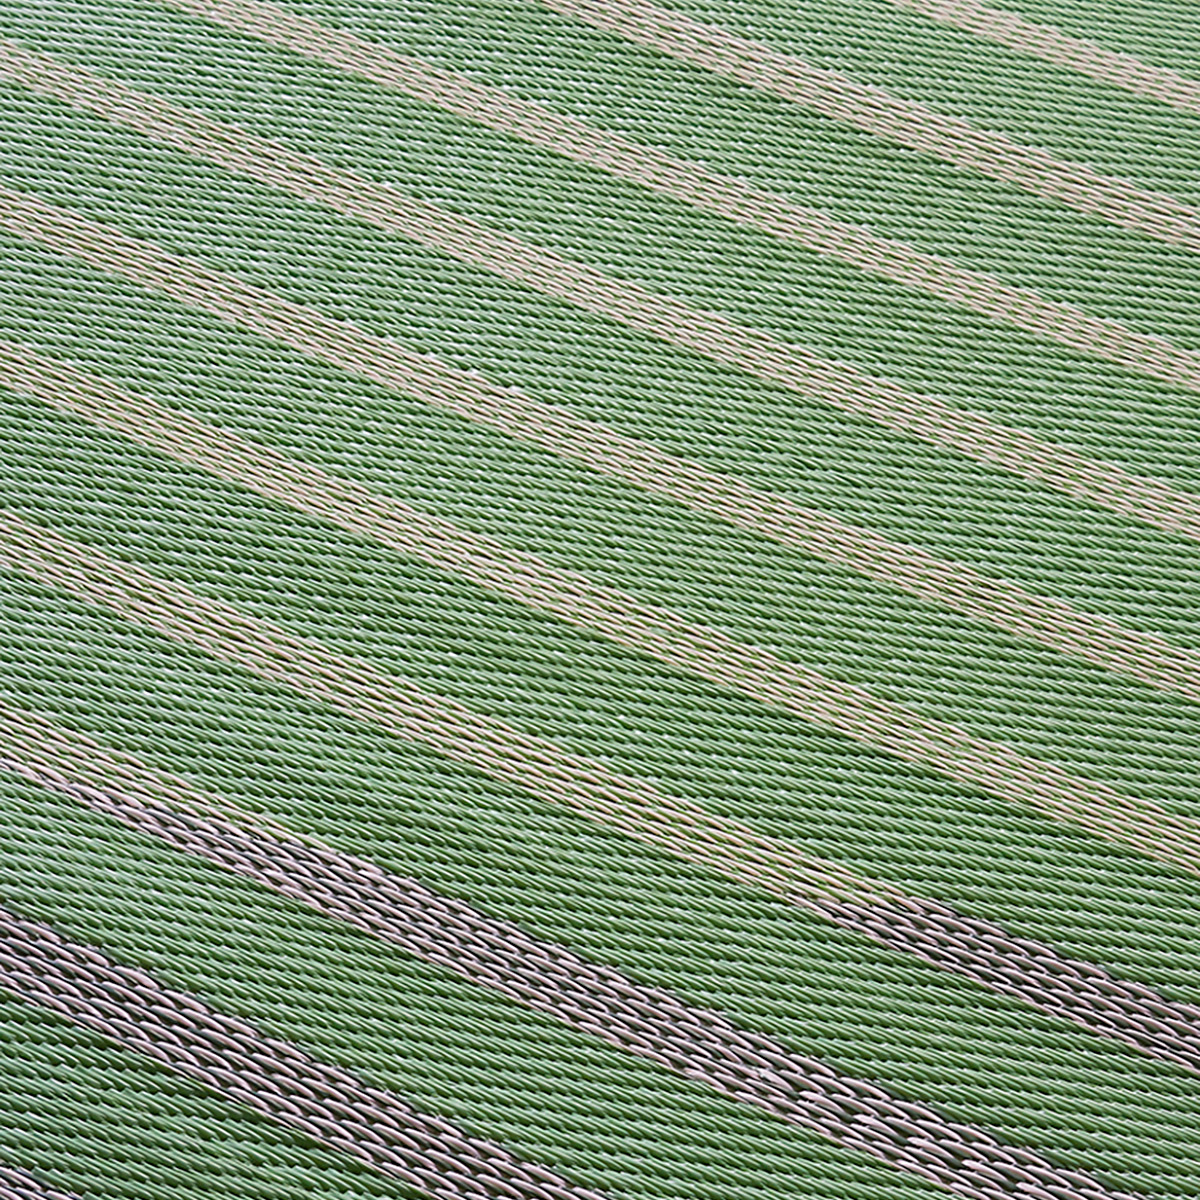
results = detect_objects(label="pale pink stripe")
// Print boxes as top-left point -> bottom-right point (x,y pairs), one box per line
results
890,0 -> 1200,118
541,0 -> 1200,255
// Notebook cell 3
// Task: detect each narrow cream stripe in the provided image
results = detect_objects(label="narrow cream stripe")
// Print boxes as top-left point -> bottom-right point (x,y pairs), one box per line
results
4,78 -> 1199,550
539,0 -> 1200,255
155,1 -> 1200,398
888,0 -> 1200,118
6,58 -> 1200,542
0,511 -> 893,914
9,709 -> 1196,1193
5,181 -> 1200,699
5,337 -> 1200,725
2,499 -> 1199,877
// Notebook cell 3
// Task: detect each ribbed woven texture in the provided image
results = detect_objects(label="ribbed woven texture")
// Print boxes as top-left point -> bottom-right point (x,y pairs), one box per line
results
0,2 -> 1198,1198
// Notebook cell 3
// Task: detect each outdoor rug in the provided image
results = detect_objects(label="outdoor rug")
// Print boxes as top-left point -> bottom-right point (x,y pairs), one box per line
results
1,1 -> 1199,1198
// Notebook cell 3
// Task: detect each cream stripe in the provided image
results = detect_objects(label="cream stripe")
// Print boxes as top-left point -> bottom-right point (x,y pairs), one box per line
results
156,0 -> 1200,398
2,497 -> 1199,880
6,87 -> 1200,548
0,511 -> 899,914
4,337 -> 1200,726
5,181 -> 1200,700
540,0 -> 1200,255
4,87 -> 1200,550
888,0 -> 1200,118
7,701 -> 1200,1080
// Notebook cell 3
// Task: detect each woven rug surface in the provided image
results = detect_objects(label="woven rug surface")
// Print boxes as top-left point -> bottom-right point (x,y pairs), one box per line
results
1,1 -> 1199,1197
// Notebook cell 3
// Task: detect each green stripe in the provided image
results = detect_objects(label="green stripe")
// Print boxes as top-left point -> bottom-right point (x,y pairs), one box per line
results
0,769 -> 948,1200
3,340 -> 1200,954
2,3 -> 1196,1190
139,0 -> 1200,332
4,220 -> 1197,668
6,2 -> 1200,487
5,229 -> 1200,938
5,1 -> 1200,352
3,171 -> 1200,804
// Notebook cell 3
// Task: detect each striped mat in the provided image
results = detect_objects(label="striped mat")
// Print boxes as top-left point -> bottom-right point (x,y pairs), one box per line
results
1,1 -> 1199,1196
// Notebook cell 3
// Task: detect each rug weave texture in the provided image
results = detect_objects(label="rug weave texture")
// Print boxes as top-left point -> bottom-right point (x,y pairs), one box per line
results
1,1 -> 1199,1198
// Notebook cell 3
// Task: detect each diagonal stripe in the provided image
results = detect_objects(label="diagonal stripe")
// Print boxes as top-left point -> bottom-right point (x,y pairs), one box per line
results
4,177 -> 1200,555
3,371 -> 1200,878
2,345 -> 1200,871
4,166 -> 1199,556
539,0 -> 1200,255
5,327 -> 1200,711
151,0 -> 1200,399
0,908 -> 606,1200
0,1166 -> 82,1200
0,45 -> 1196,698
0,913 -> 1141,1200
7,504 -> 1200,1060
887,0 -> 1200,118
5,700 -> 1200,1084
2,197 -> 1200,693
0,707 -> 1166,1198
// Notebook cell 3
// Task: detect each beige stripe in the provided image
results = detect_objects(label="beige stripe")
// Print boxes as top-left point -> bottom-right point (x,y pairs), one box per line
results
889,0 -> 1200,119
7,57 -> 1200,542
0,512 -> 891,913
155,1 -> 1200,399
540,0 -> 1200,256
2,499 -> 1199,877
5,71 -> 1200,549
5,338 -> 1200,717
6,178 -> 1200,696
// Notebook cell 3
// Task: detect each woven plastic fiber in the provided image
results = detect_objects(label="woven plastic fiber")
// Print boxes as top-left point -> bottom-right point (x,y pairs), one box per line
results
1,1 -> 1199,1197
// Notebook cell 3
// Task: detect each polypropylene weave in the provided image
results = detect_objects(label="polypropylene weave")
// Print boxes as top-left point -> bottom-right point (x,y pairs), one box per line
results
1,2 -> 1198,1198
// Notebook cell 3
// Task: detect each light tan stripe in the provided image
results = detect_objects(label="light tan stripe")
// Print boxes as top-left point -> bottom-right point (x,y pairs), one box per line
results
6,179 -> 1200,698
5,78 -> 1200,549
156,1 -> 1200,399
889,0 -> 1200,118
5,338 -> 1200,721
0,511 -> 890,914
539,0 -> 1200,256
2,501 -> 1199,878
6,63 -> 1200,544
